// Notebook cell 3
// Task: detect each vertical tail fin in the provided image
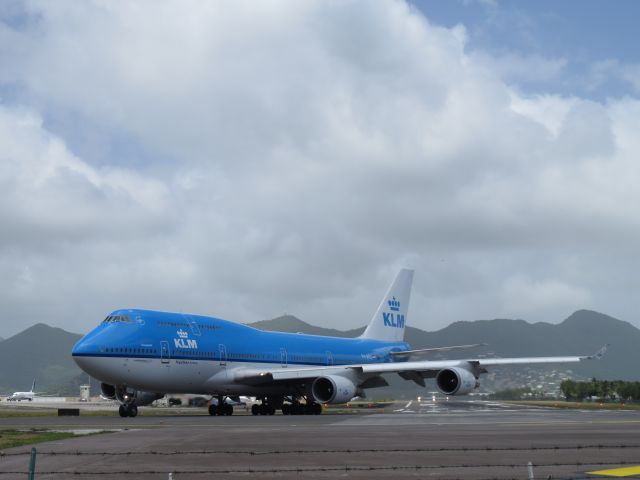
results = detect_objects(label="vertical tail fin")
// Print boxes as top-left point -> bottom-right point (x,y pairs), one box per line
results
360,268 -> 414,342
31,378 -> 36,393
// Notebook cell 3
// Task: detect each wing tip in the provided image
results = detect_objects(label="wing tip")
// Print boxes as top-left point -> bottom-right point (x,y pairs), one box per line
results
584,344 -> 609,361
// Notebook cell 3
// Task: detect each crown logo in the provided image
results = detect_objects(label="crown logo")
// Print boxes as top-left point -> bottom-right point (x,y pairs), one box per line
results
388,296 -> 400,311
177,329 -> 189,339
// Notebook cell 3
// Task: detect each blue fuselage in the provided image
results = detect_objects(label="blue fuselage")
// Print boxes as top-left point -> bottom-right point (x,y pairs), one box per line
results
72,309 -> 410,395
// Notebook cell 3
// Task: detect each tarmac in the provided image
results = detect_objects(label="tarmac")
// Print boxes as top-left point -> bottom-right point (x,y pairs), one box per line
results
1,399 -> 639,479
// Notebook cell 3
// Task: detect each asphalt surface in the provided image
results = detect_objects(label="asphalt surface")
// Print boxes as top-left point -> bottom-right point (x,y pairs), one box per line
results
1,400 -> 639,479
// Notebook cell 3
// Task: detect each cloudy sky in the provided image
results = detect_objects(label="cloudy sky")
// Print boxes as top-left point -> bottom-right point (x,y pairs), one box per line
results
1,0 -> 639,338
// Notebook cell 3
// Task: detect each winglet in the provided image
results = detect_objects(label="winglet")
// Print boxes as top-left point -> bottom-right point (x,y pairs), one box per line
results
585,344 -> 609,360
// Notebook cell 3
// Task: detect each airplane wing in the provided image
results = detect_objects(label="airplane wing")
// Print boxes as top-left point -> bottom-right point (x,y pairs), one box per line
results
233,345 -> 607,385
389,343 -> 487,358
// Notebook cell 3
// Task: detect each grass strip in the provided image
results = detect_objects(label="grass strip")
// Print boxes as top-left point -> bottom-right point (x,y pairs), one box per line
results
0,430 -> 78,450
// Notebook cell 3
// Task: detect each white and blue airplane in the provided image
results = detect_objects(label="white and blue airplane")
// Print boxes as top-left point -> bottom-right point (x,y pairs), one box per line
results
72,269 -> 605,417
6,379 -> 38,402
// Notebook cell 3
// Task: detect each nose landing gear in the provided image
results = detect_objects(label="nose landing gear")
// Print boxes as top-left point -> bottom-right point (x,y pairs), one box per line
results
118,404 -> 138,417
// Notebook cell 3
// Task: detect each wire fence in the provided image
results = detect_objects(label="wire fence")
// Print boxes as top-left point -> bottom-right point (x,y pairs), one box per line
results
1,442 -> 638,457
2,444 -> 638,478
0,460 -> 638,476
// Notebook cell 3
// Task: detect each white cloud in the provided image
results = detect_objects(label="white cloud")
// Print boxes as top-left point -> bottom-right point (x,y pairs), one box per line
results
509,93 -> 577,137
500,274 -> 592,320
0,0 -> 639,336
0,105 -> 171,244
471,51 -> 567,85
586,59 -> 640,95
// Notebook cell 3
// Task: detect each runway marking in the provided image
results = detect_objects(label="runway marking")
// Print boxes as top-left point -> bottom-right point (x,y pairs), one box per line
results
393,400 -> 414,412
588,466 -> 640,477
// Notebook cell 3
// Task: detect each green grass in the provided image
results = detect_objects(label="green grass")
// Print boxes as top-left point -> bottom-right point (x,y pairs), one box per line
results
0,411 -> 58,418
0,405 -> 212,417
0,430 -> 78,450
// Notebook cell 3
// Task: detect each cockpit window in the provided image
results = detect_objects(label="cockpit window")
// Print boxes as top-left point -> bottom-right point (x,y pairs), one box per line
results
102,315 -> 132,324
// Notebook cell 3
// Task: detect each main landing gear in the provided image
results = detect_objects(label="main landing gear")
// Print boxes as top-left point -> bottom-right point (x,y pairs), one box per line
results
118,404 -> 138,418
251,402 -> 276,416
281,401 -> 322,415
250,396 -> 322,415
208,395 -> 234,416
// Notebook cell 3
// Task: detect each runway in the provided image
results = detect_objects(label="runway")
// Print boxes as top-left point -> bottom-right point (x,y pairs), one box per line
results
1,400 -> 639,479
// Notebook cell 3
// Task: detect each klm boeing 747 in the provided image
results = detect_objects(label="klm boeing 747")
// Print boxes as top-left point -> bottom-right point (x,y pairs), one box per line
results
71,269 -> 606,417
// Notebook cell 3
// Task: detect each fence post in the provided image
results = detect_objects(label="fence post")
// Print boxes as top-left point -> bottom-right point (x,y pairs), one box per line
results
28,447 -> 37,480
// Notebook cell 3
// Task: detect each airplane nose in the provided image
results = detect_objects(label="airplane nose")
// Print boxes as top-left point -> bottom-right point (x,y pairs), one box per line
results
71,325 -> 105,357
71,338 -> 91,370
71,335 -> 109,381
72,351 -> 89,370
72,338 -> 90,356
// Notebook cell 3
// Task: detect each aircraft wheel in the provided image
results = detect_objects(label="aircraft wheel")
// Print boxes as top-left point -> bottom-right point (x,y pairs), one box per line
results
224,404 -> 233,416
118,405 -> 129,418
251,404 -> 259,415
208,405 -> 216,416
128,405 -> 138,418
281,404 -> 290,415
268,405 -> 275,415
313,403 -> 322,415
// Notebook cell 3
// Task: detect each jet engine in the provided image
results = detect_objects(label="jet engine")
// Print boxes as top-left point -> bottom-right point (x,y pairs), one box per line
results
105,384 -> 164,406
435,367 -> 478,395
100,382 -> 116,400
311,375 -> 357,404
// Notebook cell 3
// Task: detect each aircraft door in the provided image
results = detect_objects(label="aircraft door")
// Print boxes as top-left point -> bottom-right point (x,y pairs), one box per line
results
188,317 -> 201,337
218,344 -> 227,366
325,351 -> 333,366
185,315 -> 201,336
160,341 -> 170,364
280,348 -> 288,368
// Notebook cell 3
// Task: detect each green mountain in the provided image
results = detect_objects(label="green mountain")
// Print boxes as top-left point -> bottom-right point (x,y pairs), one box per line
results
249,315 -> 357,337
0,323 -> 84,395
250,310 -> 640,381
408,310 -> 637,379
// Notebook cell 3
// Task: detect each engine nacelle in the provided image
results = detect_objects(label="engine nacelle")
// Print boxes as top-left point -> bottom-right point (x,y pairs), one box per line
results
114,385 -> 164,406
436,367 -> 478,395
311,375 -> 357,404
100,383 -> 116,400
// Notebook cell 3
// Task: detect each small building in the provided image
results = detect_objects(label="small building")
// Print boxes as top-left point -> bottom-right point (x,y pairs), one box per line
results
79,384 -> 90,402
